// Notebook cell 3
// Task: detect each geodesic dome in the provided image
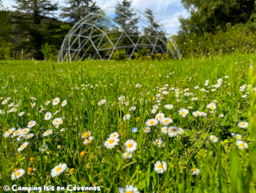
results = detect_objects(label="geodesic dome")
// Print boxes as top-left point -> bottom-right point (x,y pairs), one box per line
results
58,8 -> 180,62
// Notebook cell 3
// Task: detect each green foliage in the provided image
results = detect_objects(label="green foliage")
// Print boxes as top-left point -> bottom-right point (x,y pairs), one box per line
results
112,49 -> 126,60
179,0 -> 256,34
40,43 -> 52,61
175,22 -> 256,59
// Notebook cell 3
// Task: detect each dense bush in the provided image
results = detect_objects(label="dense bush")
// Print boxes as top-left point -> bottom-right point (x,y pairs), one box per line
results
174,22 -> 256,59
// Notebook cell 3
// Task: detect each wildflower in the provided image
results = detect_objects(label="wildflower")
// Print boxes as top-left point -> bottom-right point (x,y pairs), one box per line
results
21,128 -> 30,135
145,118 -> 158,127
43,129 -> 53,137
123,114 -> 131,121
192,111 -> 200,117
191,97 -> 198,101
164,104 -> 173,110
179,108 -> 189,117
98,99 -> 106,105
132,127 -> 138,133
83,136 -> 94,145
151,109 -> 157,114
118,96 -> 125,102
52,118 -> 62,126
143,127 -> 151,133
207,103 -> 216,110
12,129 -> 21,138
27,167 -> 33,173
11,169 -> 25,180
218,114 -> 224,118
209,135 -> 218,143
61,100 -> 67,107
40,144 -> 48,152
104,137 -> 119,149
168,126 -> 178,137
3,127 -> 15,138
18,112 -> 25,116
152,105 -> 159,109
121,185 -> 139,193
155,113 -> 165,120
236,134 -> 242,140
153,139 -> 163,147
177,128 -> 184,135
129,106 -> 136,111
190,168 -> 200,175
18,142 -> 29,152
44,112 -> 52,120
52,97 -> 60,106
81,131 -> 91,139
123,152 -> 132,159
80,151 -> 86,157
124,139 -> 137,153
160,117 -> 173,126
238,122 -> 249,128
154,161 -> 167,174
109,132 -> 119,139
26,133 -> 34,139
51,163 -> 67,178
235,140 -> 248,149
161,126 -> 168,134
27,120 -> 36,128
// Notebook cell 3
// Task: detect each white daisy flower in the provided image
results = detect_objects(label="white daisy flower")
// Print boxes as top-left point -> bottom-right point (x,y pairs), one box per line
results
190,168 -> 200,175
43,129 -> 53,137
11,168 -> 25,180
207,103 -> 216,110
51,163 -> 67,178
52,98 -> 60,106
123,114 -> 131,121
235,134 -> 242,140
20,128 -> 30,135
153,139 -> 163,147
143,127 -> 151,133
52,118 -> 62,126
18,142 -> 29,152
178,108 -> 189,117
18,112 -> 25,116
129,106 -> 136,111
121,185 -> 139,193
168,126 -> 178,137
81,131 -> 91,139
177,128 -> 184,135
152,105 -> 159,109
26,133 -> 34,139
109,132 -> 119,139
160,117 -> 173,126
192,111 -> 201,117
155,113 -> 165,121
161,126 -> 168,134
154,161 -> 167,174
83,136 -> 94,145
3,127 -> 15,138
151,109 -> 157,114
61,100 -> 67,107
238,122 -> 249,128
164,104 -> 174,110
44,112 -> 52,120
124,139 -> 137,153
209,135 -> 218,143
104,137 -> 119,149
235,140 -> 248,149
123,152 -> 132,159
27,120 -> 36,128
12,129 -> 21,138
40,144 -> 48,152
98,99 -> 106,106
145,118 -> 158,127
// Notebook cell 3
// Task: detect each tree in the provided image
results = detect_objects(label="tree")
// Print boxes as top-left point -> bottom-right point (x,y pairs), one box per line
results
60,0 -> 100,23
179,0 -> 256,35
12,0 -> 58,60
114,0 -> 139,54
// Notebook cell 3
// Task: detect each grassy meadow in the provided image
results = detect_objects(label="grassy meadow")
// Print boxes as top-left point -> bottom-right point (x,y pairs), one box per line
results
0,53 -> 256,193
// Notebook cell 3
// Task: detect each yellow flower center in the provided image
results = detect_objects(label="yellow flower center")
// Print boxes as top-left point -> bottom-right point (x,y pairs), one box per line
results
30,122 -> 33,125
210,106 -> 213,109
22,130 -> 27,133
212,137 -> 215,140
239,143 -> 244,147
126,153 -> 130,156
126,191 -> 133,193
181,112 -> 185,115
21,145 -> 25,148
158,164 -> 163,169
54,100 -> 57,103
56,167 -> 62,172
192,168 -> 196,172
127,143 -> 133,148
42,147 -> 46,150
46,115 -> 49,117
164,119 -> 168,123
241,123 -> 245,126
149,121 -> 154,125
109,139 -> 114,144
28,135 -> 31,138
14,131 -> 18,135
46,131 -> 50,134
113,134 -> 116,137
145,129 -> 148,131
15,172 -> 21,177
83,132 -> 89,138
7,130 -> 11,133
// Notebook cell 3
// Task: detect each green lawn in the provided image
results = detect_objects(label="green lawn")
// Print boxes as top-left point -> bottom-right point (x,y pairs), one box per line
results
0,53 -> 256,193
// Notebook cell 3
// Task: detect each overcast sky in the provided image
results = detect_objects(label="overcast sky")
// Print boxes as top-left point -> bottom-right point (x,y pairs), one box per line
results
2,0 -> 190,35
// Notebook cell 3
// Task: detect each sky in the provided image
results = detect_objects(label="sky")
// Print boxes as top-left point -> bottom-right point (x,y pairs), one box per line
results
2,0 -> 190,35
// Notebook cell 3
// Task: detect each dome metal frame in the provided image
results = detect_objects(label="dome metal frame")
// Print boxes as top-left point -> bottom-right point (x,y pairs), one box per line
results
58,8 -> 180,62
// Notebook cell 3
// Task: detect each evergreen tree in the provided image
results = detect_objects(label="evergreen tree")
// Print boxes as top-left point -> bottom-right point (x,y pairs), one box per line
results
12,0 -> 58,59
114,0 -> 139,55
60,0 -> 100,23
